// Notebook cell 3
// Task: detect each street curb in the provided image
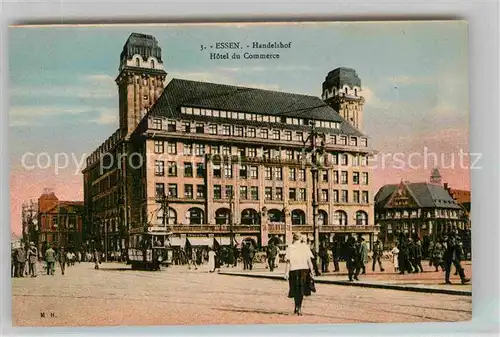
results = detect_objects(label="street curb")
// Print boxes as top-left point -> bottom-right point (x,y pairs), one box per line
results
218,272 -> 472,297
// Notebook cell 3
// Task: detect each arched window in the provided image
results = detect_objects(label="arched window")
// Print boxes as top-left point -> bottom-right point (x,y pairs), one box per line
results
150,60 -> 155,68
241,208 -> 259,225
356,211 -> 368,226
334,210 -> 348,226
135,58 -> 140,67
157,207 -> 177,225
187,207 -> 204,225
354,88 -> 358,96
345,87 -> 348,94
318,210 -> 328,226
268,209 -> 284,223
291,209 -> 306,225
215,208 -> 231,225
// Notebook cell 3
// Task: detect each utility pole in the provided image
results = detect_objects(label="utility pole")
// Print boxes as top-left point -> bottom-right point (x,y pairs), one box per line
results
162,192 -> 170,227
229,193 -> 234,247
304,120 -> 325,265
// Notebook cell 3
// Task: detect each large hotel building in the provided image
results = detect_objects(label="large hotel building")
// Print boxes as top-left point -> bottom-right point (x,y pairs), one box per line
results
82,33 -> 378,254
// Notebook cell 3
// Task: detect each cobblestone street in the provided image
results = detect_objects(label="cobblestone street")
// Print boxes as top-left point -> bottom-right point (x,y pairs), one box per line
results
12,261 -> 471,327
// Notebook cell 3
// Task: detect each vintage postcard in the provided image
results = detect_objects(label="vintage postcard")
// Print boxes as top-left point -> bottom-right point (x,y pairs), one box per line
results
10,21 -> 471,327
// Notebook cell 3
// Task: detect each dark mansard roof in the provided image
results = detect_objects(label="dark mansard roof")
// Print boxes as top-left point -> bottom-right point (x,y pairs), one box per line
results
143,78 -> 365,136
322,67 -> 362,92
120,33 -> 163,63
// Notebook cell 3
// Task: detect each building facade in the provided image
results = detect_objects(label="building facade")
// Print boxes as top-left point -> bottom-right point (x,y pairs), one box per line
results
83,33 -> 379,255
37,189 -> 85,254
375,178 -> 467,250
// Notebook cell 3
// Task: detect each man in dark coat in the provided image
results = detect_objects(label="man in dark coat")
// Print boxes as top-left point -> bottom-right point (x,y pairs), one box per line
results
58,247 -> 67,275
372,239 -> 385,272
266,241 -> 278,272
15,246 -> 26,278
247,243 -> 255,270
345,237 -> 357,281
232,244 -> 239,267
331,240 -> 341,272
412,237 -> 424,273
355,237 -> 368,277
241,243 -> 249,270
443,233 -> 470,284
319,241 -> 330,273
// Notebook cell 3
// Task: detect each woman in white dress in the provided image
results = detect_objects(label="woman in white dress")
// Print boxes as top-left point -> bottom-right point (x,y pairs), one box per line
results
284,233 -> 315,316
391,244 -> 400,272
208,247 -> 216,273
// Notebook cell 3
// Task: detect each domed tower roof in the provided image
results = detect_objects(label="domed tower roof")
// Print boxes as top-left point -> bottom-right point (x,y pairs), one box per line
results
120,33 -> 163,64
322,67 -> 362,92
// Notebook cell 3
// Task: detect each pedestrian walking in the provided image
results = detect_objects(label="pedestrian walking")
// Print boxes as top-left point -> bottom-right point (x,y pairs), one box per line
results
45,246 -> 56,276
93,249 -> 101,270
432,239 -> 446,272
391,244 -> 400,272
59,247 -> 67,275
11,249 -> 16,278
15,245 -> 26,278
208,247 -> 216,273
355,236 -> 368,277
443,233 -> 470,285
247,242 -> 255,270
331,240 -> 341,272
284,233 -> 315,316
241,243 -> 249,270
28,242 -> 38,277
345,236 -> 357,281
319,242 -> 330,273
232,244 -> 239,267
372,239 -> 385,272
266,241 -> 278,272
412,237 -> 424,273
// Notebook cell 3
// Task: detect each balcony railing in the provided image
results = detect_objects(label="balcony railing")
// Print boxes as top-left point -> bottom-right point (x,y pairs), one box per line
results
268,223 -> 286,233
169,225 -> 260,233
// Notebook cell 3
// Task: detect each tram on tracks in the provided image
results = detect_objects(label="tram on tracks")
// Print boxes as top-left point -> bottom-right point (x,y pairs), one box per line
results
127,226 -> 173,270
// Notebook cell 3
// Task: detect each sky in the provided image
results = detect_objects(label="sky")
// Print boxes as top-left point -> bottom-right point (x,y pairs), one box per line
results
9,22 -> 470,234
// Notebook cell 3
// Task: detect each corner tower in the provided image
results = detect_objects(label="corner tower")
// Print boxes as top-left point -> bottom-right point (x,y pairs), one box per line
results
322,67 -> 365,130
116,33 -> 167,137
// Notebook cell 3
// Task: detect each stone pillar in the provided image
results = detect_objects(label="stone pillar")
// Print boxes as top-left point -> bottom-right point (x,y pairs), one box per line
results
260,207 -> 269,247
284,206 -> 292,245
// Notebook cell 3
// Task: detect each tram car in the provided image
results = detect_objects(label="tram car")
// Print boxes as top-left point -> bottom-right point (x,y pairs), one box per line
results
127,227 -> 173,270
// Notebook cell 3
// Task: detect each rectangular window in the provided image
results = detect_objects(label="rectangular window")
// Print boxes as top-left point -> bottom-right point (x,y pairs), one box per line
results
353,172 -> 360,185
248,127 -> 256,138
261,129 -> 268,139
213,164 -> 221,178
340,136 -> 347,145
211,145 -> 220,155
361,138 -> 368,147
154,160 -> 164,176
350,137 -> 358,146
153,118 -> 162,129
289,168 -> 296,181
195,123 -> 204,134
299,188 -> 306,201
265,167 -> 272,180
334,171 -> 339,184
184,162 -> 193,177
214,185 -> 222,199
289,188 -> 297,201
362,172 -> 369,185
265,187 -> 272,200
272,148 -> 280,159
168,184 -> 178,198
183,143 -> 192,155
286,150 -> 293,160
240,165 -> 248,179
250,166 -> 258,179
240,186 -> 248,200
183,121 -> 191,133
248,148 -> 257,157
193,108 -> 200,115
263,149 -> 270,159
238,147 -> 246,157
333,190 -> 339,202
352,155 -> 360,167
250,186 -> 259,200
361,156 -> 368,166
209,124 -> 218,135
235,126 -> 244,137
321,189 -> 329,202
155,183 -> 165,199
322,170 -> 329,182
273,130 -> 280,140
332,153 -> 338,165
275,187 -> 283,201
341,190 -> 348,203
167,162 -> 177,177
196,185 -> 205,199
222,146 -> 231,156
341,171 -> 348,184
285,131 -> 292,141
225,185 -> 233,199
295,132 -> 303,142
353,190 -> 360,203
168,142 -> 177,155
197,163 -> 205,177
330,135 -> 337,144
362,191 -> 369,203
154,141 -> 164,154
298,169 -> 306,181
195,144 -> 205,156
223,125 -> 231,136
274,167 -> 283,180
168,121 -> 176,132
224,164 -> 233,178
341,154 -> 348,166
185,184 -> 193,199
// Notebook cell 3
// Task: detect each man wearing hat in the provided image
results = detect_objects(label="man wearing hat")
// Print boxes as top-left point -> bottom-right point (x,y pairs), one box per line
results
28,242 -> 38,277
